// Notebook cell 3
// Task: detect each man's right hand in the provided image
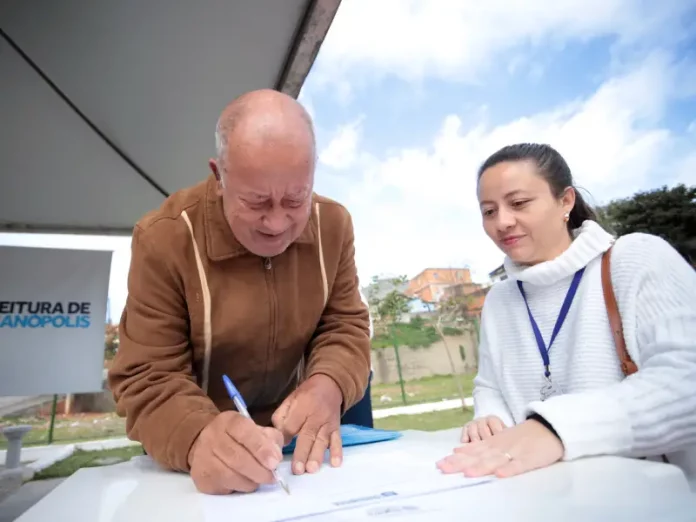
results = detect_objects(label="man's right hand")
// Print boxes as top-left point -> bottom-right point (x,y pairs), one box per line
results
461,415 -> 507,443
188,411 -> 285,495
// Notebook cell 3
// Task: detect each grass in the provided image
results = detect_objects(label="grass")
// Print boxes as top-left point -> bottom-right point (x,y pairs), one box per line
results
371,373 -> 475,409
0,412 -> 126,450
32,445 -> 144,480
374,408 -> 473,432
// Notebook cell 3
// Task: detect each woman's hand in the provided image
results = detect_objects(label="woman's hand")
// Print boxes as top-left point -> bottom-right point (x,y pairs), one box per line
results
461,415 -> 507,442
439,418 -> 564,478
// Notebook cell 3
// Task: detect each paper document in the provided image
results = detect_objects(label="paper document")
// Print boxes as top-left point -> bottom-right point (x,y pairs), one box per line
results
202,449 -> 494,522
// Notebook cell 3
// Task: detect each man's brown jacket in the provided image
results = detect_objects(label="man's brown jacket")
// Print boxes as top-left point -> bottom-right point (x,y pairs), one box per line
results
108,176 -> 371,472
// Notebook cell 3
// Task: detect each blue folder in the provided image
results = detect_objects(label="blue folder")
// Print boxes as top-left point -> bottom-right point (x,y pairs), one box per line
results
282,424 -> 402,455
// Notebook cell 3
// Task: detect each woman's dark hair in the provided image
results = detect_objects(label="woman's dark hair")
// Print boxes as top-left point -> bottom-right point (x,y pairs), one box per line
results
477,143 -> 599,230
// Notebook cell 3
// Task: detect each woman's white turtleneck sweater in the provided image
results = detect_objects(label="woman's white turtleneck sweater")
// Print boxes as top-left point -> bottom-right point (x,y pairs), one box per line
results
473,220 -> 696,482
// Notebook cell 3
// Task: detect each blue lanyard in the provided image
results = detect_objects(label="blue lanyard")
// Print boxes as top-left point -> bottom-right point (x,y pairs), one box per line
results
517,267 -> 585,378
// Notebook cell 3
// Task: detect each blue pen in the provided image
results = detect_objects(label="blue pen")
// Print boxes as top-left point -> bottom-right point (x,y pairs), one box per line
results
222,374 -> 290,494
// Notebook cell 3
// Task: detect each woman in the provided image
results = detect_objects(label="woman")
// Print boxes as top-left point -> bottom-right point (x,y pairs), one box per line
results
436,143 -> 696,485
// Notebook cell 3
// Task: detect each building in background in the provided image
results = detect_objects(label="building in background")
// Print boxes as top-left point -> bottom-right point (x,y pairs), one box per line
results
364,267 -> 492,321
441,284 -> 489,317
405,267 -> 472,303
363,277 -> 408,303
362,277 -> 432,321
489,264 -> 507,283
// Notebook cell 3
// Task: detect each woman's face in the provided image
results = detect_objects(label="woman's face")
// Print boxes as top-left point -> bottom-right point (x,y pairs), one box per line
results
478,160 -> 575,265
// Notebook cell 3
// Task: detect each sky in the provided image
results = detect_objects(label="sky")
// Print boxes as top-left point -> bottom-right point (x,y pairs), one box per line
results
2,0 -> 696,321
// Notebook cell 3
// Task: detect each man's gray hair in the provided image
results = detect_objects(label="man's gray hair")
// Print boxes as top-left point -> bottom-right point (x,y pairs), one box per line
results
214,117 -> 231,165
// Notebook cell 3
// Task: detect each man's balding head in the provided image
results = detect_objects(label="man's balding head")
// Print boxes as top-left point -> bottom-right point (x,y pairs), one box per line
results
209,89 -> 316,258
215,89 -> 315,167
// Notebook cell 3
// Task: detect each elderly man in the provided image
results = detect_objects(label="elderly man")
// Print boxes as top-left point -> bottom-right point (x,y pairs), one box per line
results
108,89 -> 371,495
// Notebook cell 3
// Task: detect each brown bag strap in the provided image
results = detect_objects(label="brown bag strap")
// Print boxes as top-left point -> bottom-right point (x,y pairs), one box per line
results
601,246 -> 638,376
602,247 -> 669,462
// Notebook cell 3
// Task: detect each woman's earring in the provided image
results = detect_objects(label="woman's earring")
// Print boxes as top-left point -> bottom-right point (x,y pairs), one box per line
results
563,213 -> 570,222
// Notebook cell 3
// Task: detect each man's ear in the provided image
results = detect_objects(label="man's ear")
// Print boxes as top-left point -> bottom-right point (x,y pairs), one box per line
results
209,159 -> 224,195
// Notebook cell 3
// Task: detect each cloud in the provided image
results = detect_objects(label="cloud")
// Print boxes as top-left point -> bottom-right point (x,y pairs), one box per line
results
343,54 -> 686,285
316,0 -> 694,86
674,151 -> 696,187
319,117 -> 364,170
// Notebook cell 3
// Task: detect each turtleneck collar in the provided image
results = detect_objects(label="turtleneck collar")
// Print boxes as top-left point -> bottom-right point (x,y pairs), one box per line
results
503,220 -> 615,286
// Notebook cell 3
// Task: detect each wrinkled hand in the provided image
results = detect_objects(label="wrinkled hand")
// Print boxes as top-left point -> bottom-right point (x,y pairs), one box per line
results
461,415 -> 507,442
438,419 -> 564,479
188,411 -> 284,495
272,374 -> 343,476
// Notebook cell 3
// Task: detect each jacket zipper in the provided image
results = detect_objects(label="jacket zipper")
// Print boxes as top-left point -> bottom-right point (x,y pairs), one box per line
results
263,257 -> 277,398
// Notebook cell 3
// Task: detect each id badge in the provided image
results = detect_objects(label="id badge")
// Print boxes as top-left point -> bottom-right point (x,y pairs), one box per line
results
540,377 -> 561,401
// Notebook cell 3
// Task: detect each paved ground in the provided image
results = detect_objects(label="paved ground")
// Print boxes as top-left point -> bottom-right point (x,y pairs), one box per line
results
373,397 -> 473,419
0,470 -> 23,505
0,478 -> 64,522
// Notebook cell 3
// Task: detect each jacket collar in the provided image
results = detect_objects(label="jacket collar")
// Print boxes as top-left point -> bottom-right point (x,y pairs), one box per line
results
203,175 -> 317,261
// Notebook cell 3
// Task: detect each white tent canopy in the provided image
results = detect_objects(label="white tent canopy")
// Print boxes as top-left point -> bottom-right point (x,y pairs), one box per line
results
0,0 -> 340,234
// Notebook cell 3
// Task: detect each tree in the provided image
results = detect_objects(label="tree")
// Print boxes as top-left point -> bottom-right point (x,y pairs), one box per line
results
367,276 -> 411,404
598,184 -> 696,264
367,276 -> 410,330
435,294 -> 478,412
370,321 -> 441,350
104,323 -> 119,361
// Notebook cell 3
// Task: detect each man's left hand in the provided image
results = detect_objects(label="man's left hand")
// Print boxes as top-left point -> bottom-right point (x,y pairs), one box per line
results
436,419 -> 564,479
272,374 -> 343,476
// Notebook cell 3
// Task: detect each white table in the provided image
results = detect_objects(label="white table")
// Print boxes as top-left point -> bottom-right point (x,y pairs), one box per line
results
15,429 -> 696,521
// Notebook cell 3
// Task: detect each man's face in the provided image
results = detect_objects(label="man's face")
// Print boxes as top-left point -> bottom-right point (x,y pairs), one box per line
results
212,135 -> 315,258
